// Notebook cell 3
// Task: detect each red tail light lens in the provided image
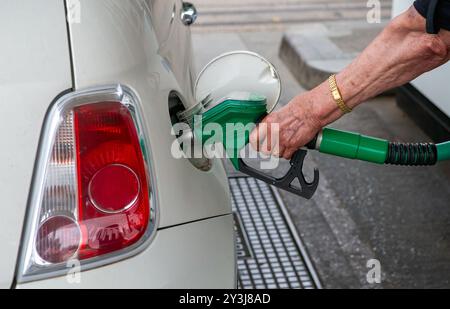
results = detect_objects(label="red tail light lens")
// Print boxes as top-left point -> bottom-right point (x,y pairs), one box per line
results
74,102 -> 149,259
88,164 -> 140,214
20,86 -> 157,281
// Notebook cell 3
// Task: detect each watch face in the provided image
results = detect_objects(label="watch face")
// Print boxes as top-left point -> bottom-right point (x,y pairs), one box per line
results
332,90 -> 341,101
195,51 -> 282,113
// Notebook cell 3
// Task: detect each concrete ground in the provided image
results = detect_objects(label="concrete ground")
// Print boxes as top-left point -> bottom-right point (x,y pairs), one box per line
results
191,0 -> 450,288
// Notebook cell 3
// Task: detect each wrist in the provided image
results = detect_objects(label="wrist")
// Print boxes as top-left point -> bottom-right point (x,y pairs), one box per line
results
334,69 -> 369,108
307,81 -> 343,128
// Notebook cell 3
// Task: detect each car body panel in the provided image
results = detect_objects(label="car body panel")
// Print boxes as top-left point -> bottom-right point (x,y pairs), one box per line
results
0,0 -> 72,288
3,0 -> 234,288
147,0 -> 197,108
66,0 -> 232,228
16,215 -> 236,289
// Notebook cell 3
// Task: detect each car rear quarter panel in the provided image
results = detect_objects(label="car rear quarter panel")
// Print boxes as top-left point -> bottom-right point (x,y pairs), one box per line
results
66,0 -> 231,228
0,0 -> 72,288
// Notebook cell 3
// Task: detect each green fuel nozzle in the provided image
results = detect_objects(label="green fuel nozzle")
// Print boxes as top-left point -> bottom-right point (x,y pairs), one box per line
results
194,94 -> 267,170
193,94 -> 319,199
191,93 -> 449,200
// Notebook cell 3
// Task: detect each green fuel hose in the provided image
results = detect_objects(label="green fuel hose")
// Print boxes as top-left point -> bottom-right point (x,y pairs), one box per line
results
194,97 -> 449,167
192,97 -> 448,199
314,128 -> 450,166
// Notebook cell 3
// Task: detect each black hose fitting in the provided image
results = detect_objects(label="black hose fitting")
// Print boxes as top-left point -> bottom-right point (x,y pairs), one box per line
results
385,142 -> 438,166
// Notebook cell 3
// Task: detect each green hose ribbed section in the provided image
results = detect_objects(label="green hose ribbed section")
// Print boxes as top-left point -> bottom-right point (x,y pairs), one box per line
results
437,141 -> 450,162
320,128 -> 450,165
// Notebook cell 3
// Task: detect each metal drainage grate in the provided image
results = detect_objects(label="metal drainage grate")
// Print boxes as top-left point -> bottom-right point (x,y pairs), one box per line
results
230,177 -> 321,289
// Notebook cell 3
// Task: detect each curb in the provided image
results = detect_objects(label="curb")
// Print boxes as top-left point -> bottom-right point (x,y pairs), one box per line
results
279,25 -> 394,95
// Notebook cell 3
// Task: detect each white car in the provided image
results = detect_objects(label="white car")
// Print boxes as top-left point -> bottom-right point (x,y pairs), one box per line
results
0,0 -> 236,289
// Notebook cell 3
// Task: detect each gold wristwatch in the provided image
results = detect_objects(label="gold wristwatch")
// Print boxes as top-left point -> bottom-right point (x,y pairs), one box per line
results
329,74 -> 352,114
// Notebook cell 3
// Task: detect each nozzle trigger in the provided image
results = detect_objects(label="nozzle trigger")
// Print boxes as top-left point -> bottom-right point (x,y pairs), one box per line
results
237,149 -> 319,199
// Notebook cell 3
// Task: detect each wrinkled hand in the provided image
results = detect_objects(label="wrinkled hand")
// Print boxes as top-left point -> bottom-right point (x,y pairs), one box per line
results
249,93 -> 324,160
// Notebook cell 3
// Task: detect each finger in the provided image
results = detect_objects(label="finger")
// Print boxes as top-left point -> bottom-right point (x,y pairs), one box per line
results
261,127 -> 281,156
272,144 -> 286,158
249,122 -> 268,151
260,135 -> 273,155
270,131 -> 284,158
267,122 -> 280,152
283,148 -> 296,160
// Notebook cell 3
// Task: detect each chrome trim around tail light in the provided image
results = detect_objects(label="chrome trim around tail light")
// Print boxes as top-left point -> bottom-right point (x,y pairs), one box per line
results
17,85 -> 159,283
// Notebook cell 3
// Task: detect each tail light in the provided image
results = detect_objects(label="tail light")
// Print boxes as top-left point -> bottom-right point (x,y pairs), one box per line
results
19,85 -> 157,281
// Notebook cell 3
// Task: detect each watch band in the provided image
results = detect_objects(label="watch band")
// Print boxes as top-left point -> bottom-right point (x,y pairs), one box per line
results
328,74 -> 352,114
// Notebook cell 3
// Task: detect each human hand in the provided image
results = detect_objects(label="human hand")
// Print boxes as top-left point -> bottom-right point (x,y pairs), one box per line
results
249,91 -> 325,160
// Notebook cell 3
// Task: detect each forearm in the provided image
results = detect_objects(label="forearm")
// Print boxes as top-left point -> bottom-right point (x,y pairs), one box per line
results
311,6 -> 450,127
253,5 -> 450,158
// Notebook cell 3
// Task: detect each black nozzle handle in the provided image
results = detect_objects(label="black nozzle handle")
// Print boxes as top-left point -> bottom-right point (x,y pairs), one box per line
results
237,149 -> 319,199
